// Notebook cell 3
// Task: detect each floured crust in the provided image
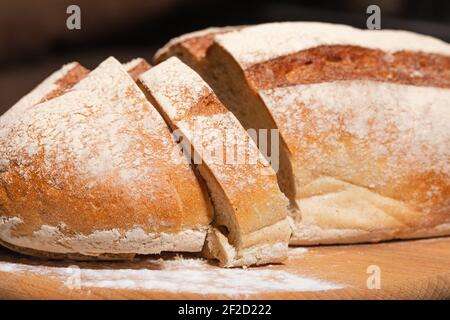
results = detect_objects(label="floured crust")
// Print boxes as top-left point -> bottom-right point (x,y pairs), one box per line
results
138,58 -> 291,266
0,57 -> 213,258
0,216 -> 208,257
214,22 -> 450,68
1,62 -> 89,122
154,26 -> 242,63
155,22 -> 450,244
260,81 -> 450,243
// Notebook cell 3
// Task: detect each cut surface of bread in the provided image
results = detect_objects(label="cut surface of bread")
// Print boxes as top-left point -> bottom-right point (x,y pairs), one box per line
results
138,57 -> 291,267
0,57 -> 213,259
155,22 -> 450,244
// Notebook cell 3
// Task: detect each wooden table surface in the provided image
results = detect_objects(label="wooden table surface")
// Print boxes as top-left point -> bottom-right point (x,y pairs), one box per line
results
0,237 -> 449,299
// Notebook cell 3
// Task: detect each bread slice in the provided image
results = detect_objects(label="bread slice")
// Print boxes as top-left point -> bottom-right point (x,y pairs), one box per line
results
155,22 -> 450,244
0,57 -> 213,259
138,57 -> 291,267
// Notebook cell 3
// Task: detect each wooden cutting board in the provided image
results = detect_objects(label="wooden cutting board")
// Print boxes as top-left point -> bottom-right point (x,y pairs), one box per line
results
0,237 -> 449,299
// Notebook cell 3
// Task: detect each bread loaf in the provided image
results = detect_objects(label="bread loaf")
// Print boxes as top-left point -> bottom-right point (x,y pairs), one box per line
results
0,57 -> 213,259
155,22 -> 450,244
1,22 -> 449,265
138,57 -> 291,266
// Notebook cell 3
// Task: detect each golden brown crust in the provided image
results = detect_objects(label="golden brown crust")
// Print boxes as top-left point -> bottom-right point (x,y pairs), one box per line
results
0,63 -> 89,123
40,64 -> 90,102
245,46 -> 450,90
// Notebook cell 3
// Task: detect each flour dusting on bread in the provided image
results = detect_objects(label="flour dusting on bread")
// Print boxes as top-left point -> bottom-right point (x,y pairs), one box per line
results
216,22 -> 450,67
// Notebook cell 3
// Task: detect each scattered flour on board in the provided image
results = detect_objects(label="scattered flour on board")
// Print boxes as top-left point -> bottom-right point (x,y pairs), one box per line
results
0,253 -> 342,296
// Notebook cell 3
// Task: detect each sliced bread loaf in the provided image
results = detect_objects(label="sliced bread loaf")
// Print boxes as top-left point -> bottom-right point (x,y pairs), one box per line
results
0,57 -> 213,259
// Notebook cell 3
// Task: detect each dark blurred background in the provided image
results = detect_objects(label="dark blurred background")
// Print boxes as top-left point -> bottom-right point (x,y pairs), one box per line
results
0,0 -> 449,115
